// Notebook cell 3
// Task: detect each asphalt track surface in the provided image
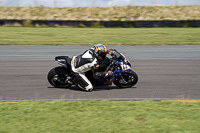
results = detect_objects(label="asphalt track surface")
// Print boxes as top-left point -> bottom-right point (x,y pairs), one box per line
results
0,45 -> 200,102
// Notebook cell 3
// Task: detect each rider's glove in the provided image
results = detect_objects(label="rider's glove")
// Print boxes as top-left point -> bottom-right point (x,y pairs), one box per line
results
105,71 -> 113,77
94,72 -> 104,79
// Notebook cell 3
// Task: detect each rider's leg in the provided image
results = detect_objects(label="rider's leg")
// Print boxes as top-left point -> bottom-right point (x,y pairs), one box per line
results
71,56 -> 93,91
73,72 -> 93,91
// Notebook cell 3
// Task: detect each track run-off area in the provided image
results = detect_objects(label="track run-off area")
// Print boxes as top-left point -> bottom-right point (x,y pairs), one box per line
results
0,45 -> 200,102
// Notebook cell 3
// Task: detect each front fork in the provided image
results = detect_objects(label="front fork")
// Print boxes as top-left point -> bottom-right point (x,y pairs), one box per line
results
113,69 -> 131,80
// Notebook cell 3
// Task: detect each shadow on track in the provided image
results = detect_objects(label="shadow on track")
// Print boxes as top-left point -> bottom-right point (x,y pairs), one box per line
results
47,86 -> 137,92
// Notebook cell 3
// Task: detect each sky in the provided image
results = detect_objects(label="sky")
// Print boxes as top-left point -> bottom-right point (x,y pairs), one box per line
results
0,0 -> 200,7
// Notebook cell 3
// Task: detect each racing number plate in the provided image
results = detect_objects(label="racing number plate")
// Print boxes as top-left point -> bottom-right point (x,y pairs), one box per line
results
120,63 -> 131,71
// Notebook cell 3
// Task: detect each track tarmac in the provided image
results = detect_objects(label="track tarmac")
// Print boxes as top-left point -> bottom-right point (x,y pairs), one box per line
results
0,45 -> 200,101
0,59 -> 200,101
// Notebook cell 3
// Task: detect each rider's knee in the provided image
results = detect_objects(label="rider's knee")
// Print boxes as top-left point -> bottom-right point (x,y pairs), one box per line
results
85,84 -> 93,92
78,83 -> 93,92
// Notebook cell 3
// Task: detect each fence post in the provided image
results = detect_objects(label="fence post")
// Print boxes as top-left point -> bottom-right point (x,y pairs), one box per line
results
54,0 -> 57,8
92,0 -> 98,7
34,0 -> 37,7
175,0 -> 178,6
111,0 -> 115,6
16,0 -> 19,7
130,0 -> 134,6
74,0 -> 77,7
0,0 -> 2,6
152,0 -> 155,6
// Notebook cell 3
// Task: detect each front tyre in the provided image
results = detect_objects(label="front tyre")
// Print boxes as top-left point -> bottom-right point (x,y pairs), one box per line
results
47,67 -> 72,88
113,70 -> 138,88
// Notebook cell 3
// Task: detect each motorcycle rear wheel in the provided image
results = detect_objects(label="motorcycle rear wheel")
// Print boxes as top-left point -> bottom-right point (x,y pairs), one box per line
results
113,70 -> 138,88
47,67 -> 72,88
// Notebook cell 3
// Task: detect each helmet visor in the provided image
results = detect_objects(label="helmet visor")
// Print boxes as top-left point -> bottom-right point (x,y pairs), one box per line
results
98,52 -> 107,61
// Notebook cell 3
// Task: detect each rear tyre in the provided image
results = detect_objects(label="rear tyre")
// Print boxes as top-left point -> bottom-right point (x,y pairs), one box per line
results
113,70 -> 138,88
47,67 -> 72,88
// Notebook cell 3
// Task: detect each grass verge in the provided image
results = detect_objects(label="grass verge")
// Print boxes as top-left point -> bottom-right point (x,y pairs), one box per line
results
0,6 -> 200,21
0,27 -> 200,45
0,100 -> 200,133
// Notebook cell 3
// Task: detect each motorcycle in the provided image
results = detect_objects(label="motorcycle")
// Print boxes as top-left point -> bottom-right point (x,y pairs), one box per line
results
47,49 -> 138,89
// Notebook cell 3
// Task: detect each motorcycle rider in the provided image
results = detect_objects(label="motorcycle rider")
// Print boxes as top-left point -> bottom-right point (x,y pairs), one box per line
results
71,44 -> 112,91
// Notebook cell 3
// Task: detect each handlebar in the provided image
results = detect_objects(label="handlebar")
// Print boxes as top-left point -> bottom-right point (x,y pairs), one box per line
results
106,58 -> 117,72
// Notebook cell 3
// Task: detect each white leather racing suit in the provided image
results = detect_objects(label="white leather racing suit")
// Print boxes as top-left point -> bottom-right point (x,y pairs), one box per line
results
71,48 -> 99,91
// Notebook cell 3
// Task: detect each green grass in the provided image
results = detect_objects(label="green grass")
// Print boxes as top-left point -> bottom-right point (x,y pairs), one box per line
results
0,100 -> 200,133
0,27 -> 200,45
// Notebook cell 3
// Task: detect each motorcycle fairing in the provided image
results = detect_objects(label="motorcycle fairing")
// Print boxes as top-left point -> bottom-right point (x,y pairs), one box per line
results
55,56 -> 71,68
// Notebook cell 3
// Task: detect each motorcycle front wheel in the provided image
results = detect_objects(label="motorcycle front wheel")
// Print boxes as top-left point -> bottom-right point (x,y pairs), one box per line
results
47,67 -> 72,88
113,70 -> 138,88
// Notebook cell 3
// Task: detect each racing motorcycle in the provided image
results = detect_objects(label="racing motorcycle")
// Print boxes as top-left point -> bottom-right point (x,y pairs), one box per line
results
47,49 -> 138,89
